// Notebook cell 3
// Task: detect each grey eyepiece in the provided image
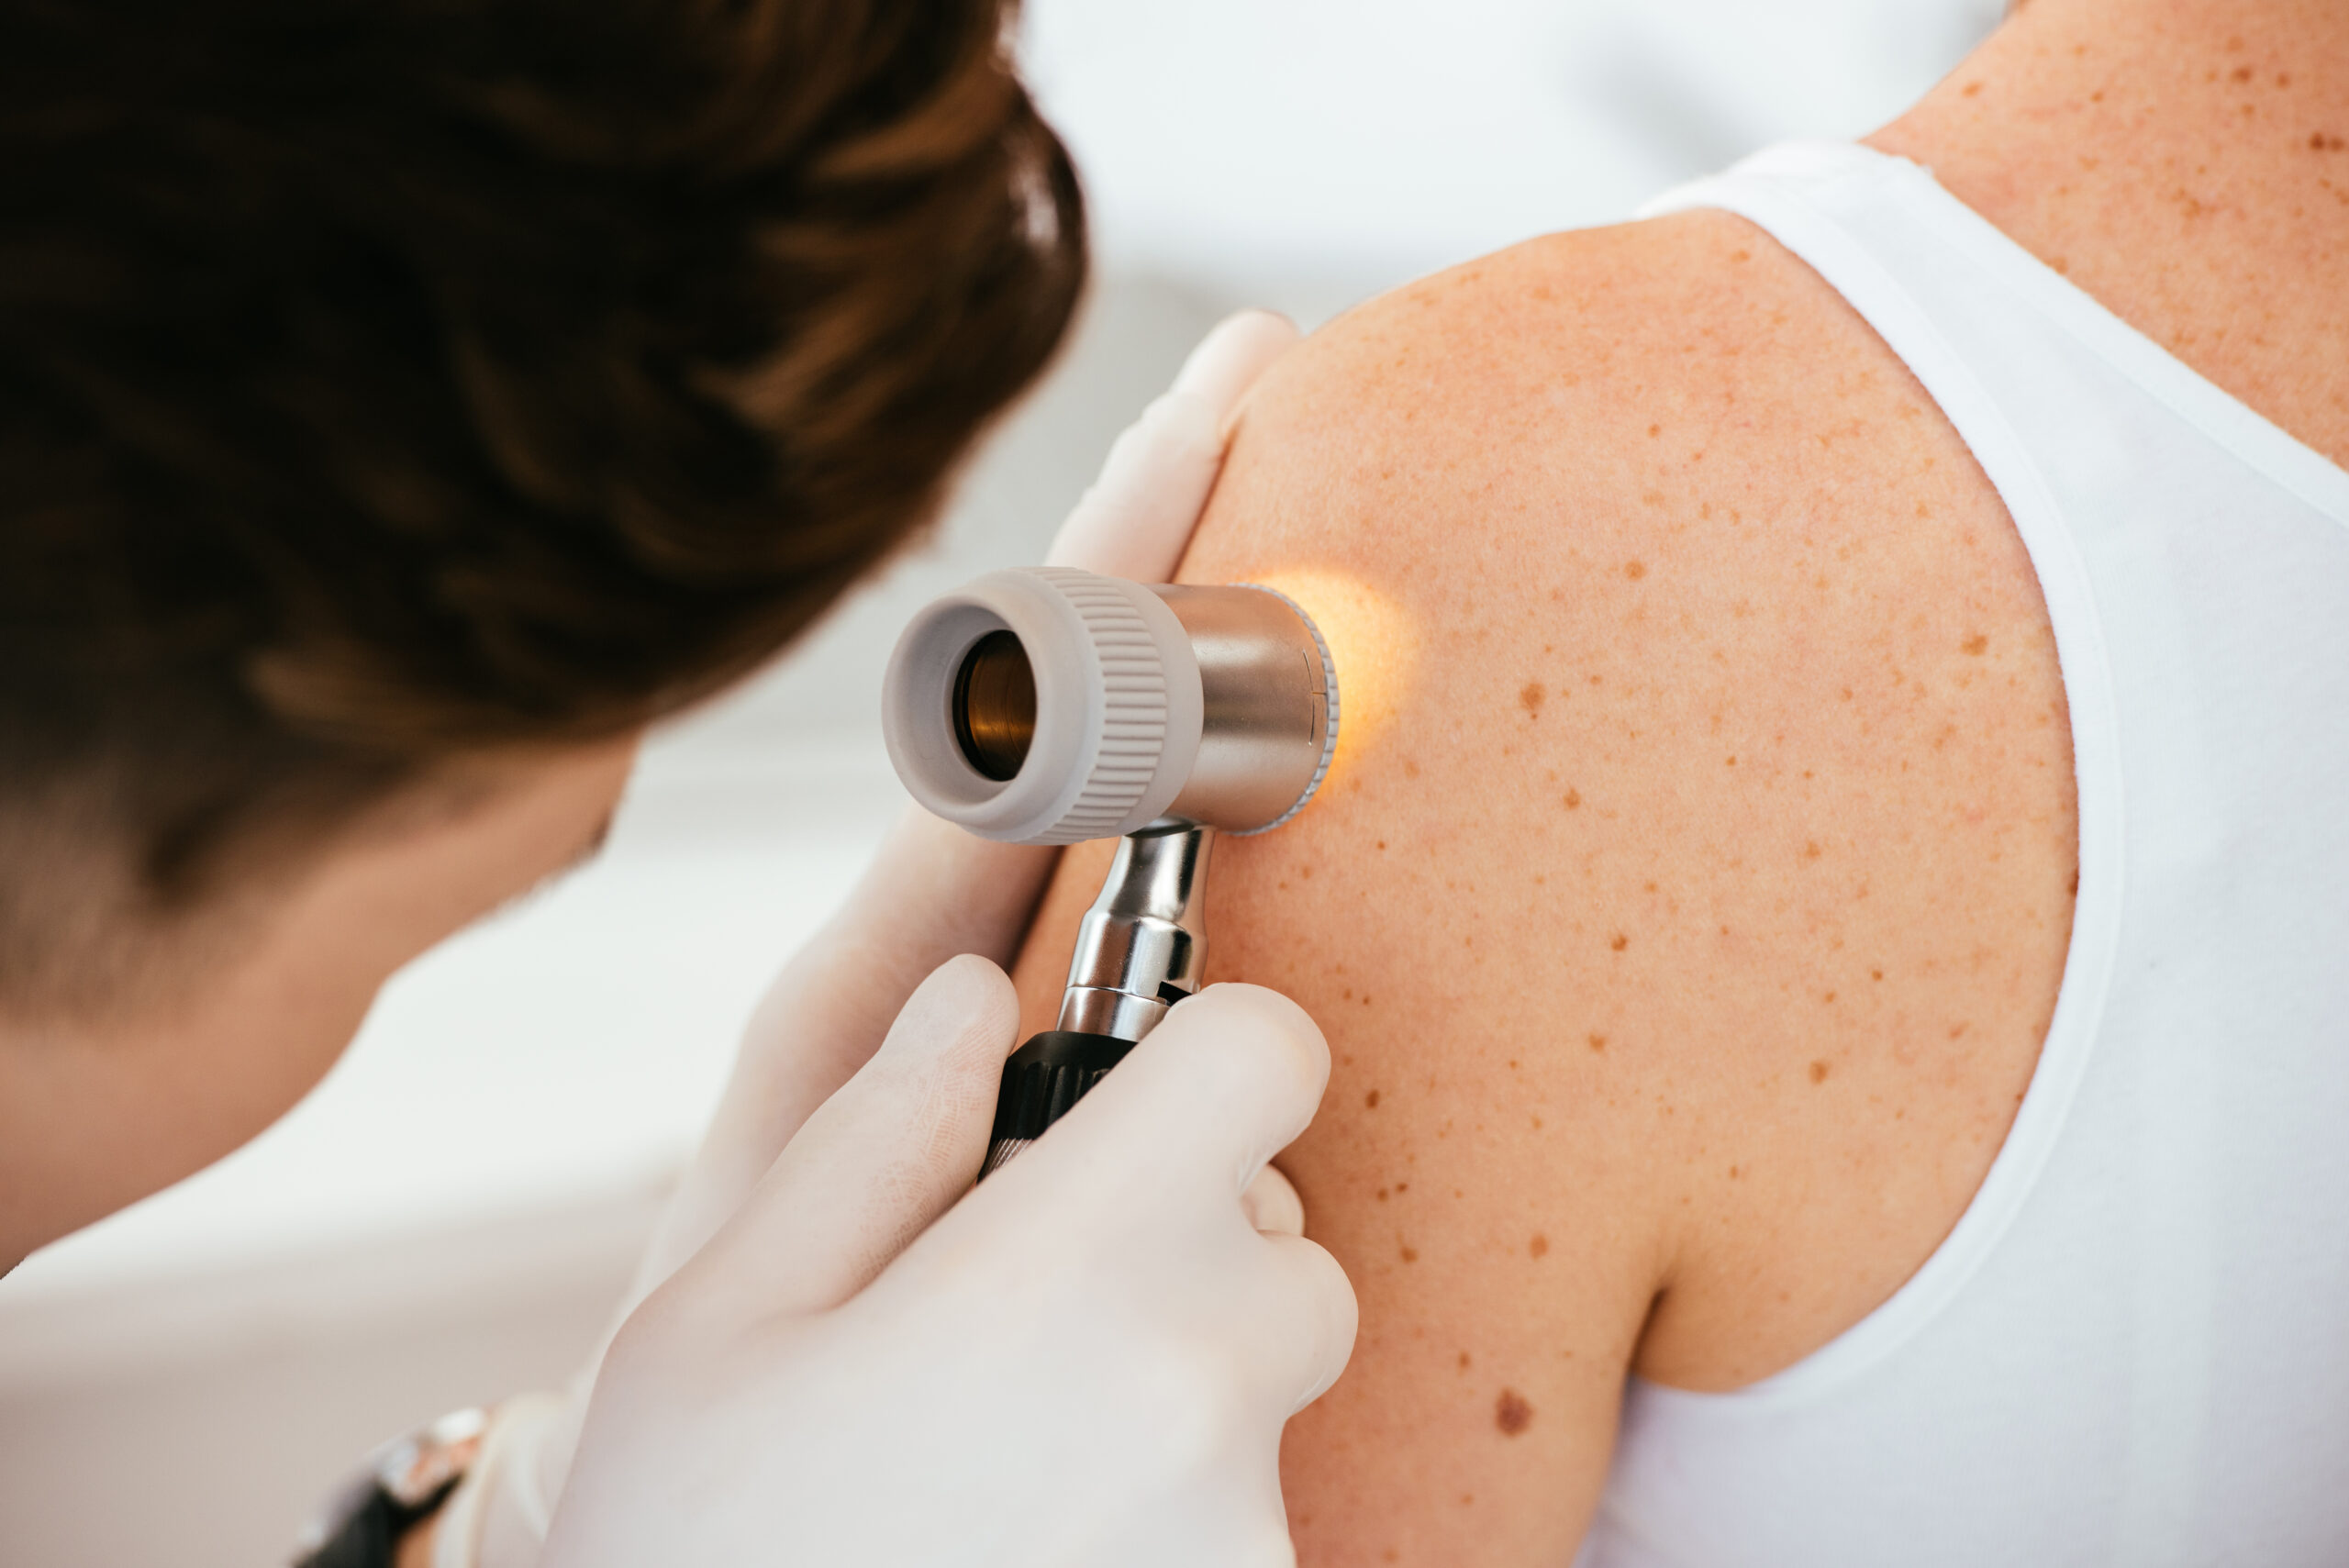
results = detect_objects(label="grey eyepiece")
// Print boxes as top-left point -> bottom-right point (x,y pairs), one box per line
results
882,567 -> 1339,845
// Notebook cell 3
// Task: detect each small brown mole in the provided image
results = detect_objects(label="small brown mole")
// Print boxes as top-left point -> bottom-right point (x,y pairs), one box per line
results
1625,560 -> 1648,581
1563,787 -> 1582,809
1400,1245 -> 1419,1263
1587,1033 -> 1608,1052
1962,632 -> 1990,656
1458,1351 -> 1472,1370
1529,1233 -> 1550,1259
1609,933 -> 1630,952
1520,681 -> 1546,716
1365,1088 -> 1382,1109
1809,1060 -> 1831,1085
1496,1388 -> 1535,1436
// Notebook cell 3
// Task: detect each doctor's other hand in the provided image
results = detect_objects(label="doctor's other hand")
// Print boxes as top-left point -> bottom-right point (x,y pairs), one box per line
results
539,966 -> 1356,1568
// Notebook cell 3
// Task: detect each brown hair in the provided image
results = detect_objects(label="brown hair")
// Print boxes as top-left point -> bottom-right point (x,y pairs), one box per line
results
0,0 -> 1085,1007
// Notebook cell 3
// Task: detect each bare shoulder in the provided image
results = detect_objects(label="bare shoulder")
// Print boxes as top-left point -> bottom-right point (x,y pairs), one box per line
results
1012,211 -> 2077,1562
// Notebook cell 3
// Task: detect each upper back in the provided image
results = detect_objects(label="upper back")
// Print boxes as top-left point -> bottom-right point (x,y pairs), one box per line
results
1010,7 -> 2349,1561
1018,205 -> 2081,1556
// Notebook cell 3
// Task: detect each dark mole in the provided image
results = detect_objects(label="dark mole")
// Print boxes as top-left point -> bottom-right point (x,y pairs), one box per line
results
1520,681 -> 1546,716
1609,933 -> 1630,951
1625,560 -> 1648,581
2069,868 -> 2081,895
1588,1032 -> 1608,1052
1564,787 -> 1583,809
1365,1088 -> 1382,1109
1962,632 -> 1989,656
1530,1233 -> 1550,1258
1809,1060 -> 1831,1084
1496,1388 -> 1535,1436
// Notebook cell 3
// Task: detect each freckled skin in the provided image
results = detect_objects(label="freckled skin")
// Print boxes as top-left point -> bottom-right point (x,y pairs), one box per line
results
1010,3 -> 2349,1562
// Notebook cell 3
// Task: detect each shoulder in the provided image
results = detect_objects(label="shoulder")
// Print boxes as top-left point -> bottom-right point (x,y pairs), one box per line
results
1188,208 -> 2076,1368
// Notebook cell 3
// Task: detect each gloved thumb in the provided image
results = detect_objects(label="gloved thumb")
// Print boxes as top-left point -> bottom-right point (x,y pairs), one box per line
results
688,954 -> 1019,1318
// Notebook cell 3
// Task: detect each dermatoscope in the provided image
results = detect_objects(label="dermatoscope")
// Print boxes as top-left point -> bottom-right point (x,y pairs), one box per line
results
884,567 -> 1339,1175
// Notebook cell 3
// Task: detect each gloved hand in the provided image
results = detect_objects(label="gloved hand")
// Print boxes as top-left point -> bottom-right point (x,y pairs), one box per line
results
546,973 -> 1352,1568
423,311 -> 1339,1567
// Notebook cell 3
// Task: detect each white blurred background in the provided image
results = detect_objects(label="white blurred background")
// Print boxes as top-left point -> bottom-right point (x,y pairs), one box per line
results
0,3 -> 2000,1562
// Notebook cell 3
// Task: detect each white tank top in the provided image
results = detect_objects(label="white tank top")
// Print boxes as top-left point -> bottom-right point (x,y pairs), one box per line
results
1574,142 -> 2349,1568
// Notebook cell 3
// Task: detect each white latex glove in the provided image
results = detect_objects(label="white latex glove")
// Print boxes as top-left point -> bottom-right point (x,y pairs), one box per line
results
546,973 -> 1353,1568
428,311 -> 1331,1567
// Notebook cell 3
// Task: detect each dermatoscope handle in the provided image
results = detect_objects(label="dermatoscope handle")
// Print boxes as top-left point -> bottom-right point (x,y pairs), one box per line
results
978,1030 -> 1136,1178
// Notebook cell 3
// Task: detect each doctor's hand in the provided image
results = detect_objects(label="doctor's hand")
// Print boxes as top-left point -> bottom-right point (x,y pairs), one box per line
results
415,310 -> 1313,1568
541,972 -> 1353,1568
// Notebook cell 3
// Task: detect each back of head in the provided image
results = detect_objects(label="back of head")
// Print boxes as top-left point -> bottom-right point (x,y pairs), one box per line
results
0,0 -> 1084,1014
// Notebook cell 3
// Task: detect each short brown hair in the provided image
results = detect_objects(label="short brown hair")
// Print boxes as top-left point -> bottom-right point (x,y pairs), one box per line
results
1,0 -> 1085,1006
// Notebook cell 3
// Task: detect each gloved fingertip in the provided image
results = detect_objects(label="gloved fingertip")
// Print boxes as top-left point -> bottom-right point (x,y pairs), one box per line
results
1172,310 -> 1300,415
1241,1163 -> 1306,1238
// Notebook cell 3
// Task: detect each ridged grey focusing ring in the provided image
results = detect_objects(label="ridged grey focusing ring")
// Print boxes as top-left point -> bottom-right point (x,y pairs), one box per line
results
883,568 -> 1204,844
885,567 -> 1340,845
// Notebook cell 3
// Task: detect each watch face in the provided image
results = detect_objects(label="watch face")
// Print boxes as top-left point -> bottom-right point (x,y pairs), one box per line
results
378,1407 -> 489,1509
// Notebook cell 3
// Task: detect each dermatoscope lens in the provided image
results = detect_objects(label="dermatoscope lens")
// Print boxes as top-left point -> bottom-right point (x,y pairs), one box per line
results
951,629 -> 1037,782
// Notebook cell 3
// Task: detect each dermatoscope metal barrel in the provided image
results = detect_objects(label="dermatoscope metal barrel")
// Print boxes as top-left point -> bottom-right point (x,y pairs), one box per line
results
881,566 -> 1339,1173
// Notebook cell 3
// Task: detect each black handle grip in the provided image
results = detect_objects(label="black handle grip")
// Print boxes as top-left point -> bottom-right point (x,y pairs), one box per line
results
979,1029 -> 1135,1178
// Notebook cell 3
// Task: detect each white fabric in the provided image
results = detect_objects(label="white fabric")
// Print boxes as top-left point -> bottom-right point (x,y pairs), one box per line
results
1576,142 -> 2349,1568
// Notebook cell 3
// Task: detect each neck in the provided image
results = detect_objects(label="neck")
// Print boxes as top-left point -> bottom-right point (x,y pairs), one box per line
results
1873,0 -> 2349,465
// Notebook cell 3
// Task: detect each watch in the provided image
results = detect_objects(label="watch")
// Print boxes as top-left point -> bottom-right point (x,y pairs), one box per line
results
294,1407 -> 487,1568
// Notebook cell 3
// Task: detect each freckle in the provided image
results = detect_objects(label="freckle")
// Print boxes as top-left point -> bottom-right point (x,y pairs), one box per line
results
1366,1089 -> 1382,1108
1459,1351 -> 1472,1369
1298,864 -> 1313,878
1949,1022 -> 1970,1040
1343,987 -> 1353,999
1461,1493 -> 1475,1507
1384,1553 -> 1399,1564
1841,686 -> 1854,700
1823,991 -> 1837,1004
1731,248 -> 1751,262
1809,1060 -> 1831,1084
1362,995 -> 1373,1006
1530,1233 -> 1550,1258
1520,681 -> 1546,716
1400,1245 -> 1419,1263
1588,673 -> 1602,686
1804,840 -> 1821,860
1871,968 -> 1884,981
1962,81 -> 1981,96
1916,500 -> 1932,518
1609,933 -> 1629,951
1376,840 -> 1386,850
1496,1388 -> 1535,1436
1625,560 -> 1647,580
1376,1187 -> 1389,1201
1396,1182 -> 1408,1193
1531,1114 -> 1543,1129
1564,787 -> 1582,809
1508,1059 -> 1520,1070
1725,754 -> 1738,767
2232,65 -> 2253,83
1589,1033 -> 1607,1051
2279,72 -> 2291,86
1403,758 -> 1421,779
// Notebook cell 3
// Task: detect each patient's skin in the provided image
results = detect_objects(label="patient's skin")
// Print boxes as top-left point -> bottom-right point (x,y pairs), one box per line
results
1012,0 -> 2349,1558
